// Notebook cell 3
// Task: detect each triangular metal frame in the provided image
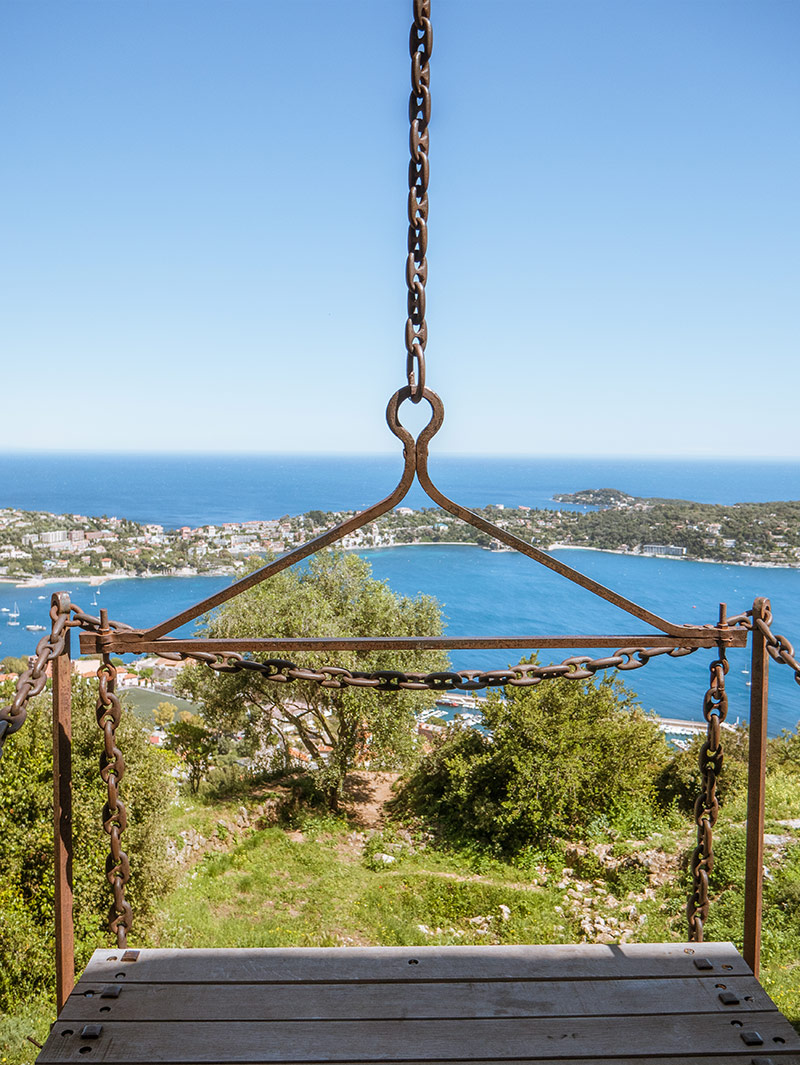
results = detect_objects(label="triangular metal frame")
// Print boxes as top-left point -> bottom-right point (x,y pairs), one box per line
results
80,388 -> 745,658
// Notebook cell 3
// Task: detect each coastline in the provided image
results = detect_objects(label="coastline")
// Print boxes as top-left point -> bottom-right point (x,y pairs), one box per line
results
3,538 -> 798,590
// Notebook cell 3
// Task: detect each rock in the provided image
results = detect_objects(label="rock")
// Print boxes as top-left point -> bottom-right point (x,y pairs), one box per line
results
776,819 -> 800,830
417,924 -> 432,935
498,904 -> 511,922
374,852 -> 396,864
764,833 -> 793,847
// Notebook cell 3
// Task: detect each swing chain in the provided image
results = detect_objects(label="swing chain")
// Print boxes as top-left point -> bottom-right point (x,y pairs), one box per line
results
687,650 -> 729,941
755,614 -> 800,684
161,641 -> 697,692
95,618 -> 133,947
726,606 -> 800,683
405,0 -> 432,402
0,594 -> 72,762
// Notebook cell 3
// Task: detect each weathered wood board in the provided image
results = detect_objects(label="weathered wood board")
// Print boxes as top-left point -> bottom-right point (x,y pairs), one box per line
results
37,943 -> 800,1064
77,941 -> 754,983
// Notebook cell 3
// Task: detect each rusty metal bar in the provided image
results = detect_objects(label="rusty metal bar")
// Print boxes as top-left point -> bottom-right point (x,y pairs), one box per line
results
80,630 -> 746,656
744,597 -> 770,976
411,395 -> 691,638
52,629 -> 74,1013
141,419 -> 419,640
141,389 -> 720,644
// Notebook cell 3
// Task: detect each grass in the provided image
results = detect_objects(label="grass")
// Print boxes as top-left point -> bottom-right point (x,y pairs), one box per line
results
3,767 -> 799,1064
153,813 -> 570,950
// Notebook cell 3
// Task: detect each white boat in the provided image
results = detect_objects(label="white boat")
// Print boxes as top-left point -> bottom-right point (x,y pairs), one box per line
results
7,603 -> 20,626
0,607 -> 8,613
26,624 -> 46,632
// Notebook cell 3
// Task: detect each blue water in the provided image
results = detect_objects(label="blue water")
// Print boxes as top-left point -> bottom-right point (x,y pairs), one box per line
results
2,452 -> 799,528
2,453 -> 800,736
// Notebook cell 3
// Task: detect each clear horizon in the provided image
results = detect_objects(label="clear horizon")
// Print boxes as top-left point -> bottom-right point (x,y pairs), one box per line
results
2,1 -> 798,458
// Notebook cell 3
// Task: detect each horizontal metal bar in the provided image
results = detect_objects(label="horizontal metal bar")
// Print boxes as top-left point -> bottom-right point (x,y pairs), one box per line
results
80,629 -> 747,656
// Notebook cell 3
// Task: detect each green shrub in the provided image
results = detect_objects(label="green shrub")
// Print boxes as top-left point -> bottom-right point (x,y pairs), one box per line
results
395,668 -> 670,856
0,678 -> 174,1013
656,726 -> 749,814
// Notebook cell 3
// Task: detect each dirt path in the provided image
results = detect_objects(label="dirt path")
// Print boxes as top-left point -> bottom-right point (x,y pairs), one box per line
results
343,771 -> 400,829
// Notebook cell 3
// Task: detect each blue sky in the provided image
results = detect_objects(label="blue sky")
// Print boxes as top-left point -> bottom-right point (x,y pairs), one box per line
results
2,0 -> 798,456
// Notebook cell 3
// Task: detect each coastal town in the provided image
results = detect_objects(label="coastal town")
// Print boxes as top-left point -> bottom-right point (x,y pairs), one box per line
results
1,490 -> 799,583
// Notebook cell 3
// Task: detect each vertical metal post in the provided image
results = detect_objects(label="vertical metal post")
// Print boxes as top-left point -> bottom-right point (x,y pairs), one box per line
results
53,629 -> 74,1013
743,597 -> 769,977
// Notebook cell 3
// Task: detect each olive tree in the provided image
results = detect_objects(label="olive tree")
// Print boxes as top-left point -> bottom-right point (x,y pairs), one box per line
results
177,552 -> 448,808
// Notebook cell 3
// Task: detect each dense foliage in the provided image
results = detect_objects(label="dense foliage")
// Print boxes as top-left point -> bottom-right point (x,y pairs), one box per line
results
396,667 -> 671,853
166,718 -> 215,793
0,677 -> 174,1013
177,551 -> 448,807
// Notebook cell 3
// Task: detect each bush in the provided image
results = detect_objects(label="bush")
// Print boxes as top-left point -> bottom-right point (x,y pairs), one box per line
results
395,668 -> 670,856
656,725 -> 750,815
0,678 -> 174,1013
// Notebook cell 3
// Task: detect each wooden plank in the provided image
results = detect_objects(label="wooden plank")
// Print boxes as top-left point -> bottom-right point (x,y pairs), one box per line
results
59,976 -> 776,1023
38,1012 -> 800,1062
78,942 -> 753,984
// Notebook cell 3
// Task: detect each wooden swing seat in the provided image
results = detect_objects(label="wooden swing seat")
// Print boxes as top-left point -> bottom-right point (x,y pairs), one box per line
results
38,941 -> 800,1064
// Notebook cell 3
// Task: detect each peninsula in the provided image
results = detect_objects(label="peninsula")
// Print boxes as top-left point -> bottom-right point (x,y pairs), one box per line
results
1,489 -> 798,583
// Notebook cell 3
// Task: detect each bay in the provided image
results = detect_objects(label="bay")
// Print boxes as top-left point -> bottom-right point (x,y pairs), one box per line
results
2,452 -> 800,736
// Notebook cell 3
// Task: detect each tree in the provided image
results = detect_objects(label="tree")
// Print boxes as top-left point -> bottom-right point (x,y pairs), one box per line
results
396,663 -> 671,854
166,717 -> 215,793
177,551 -> 448,808
153,701 -> 177,728
1,655 -> 30,675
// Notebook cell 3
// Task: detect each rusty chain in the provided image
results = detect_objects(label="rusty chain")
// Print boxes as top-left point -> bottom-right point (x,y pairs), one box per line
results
0,596 -> 134,943
95,610 -> 132,946
687,649 -> 729,942
0,593 -> 72,761
724,605 -> 800,684
405,0 -> 432,402
158,641 -> 698,692
755,613 -> 800,686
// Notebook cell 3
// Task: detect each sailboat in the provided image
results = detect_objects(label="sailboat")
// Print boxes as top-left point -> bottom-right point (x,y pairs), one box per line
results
8,603 -> 20,626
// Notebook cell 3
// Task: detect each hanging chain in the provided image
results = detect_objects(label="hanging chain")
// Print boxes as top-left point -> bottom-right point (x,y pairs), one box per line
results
754,613 -> 800,684
158,641 -> 697,692
687,643 -> 729,941
95,611 -> 132,946
405,0 -> 432,402
0,594 -> 72,761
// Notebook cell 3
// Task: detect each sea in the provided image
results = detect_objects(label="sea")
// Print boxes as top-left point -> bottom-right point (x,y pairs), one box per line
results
2,452 -> 799,737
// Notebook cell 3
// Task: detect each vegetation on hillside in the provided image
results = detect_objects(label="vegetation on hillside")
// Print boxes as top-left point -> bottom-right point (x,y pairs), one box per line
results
0,677 -> 173,1018
2,569 -> 800,1060
176,552 -> 447,808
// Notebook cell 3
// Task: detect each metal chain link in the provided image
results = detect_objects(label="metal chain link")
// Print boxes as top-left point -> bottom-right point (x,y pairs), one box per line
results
160,641 -> 697,692
405,0 -> 432,402
754,611 -> 800,686
687,650 -> 729,941
95,626 -> 132,947
0,593 -> 72,761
